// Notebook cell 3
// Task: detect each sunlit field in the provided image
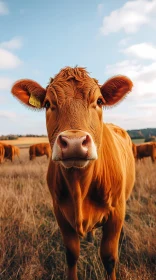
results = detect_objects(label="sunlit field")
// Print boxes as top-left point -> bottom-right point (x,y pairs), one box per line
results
0,137 -> 49,148
132,138 -> 145,144
0,147 -> 155,280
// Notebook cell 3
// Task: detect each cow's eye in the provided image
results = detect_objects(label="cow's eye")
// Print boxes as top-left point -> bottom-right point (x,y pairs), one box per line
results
97,98 -> 104,107
44,100 -> 50,110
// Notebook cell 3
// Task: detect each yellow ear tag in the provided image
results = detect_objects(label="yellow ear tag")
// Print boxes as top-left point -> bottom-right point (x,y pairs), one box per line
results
29,94 -> 41,108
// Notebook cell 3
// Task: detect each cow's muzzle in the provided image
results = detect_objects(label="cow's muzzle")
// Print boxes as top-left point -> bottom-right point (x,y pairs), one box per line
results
52,130 -> 97,168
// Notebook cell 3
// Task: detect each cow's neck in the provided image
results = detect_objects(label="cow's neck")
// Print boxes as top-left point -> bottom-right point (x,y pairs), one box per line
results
61,163 -> 96,199
57,164 -> 95,235
59,157 -> 107,235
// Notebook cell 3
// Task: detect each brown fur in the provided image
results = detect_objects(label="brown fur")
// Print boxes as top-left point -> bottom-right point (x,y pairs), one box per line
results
11,66 -> 135,280
132,142 -> 137,159
0,143 -> 5,163
13,146 -> 20,158
0,143 -> 20,162
0,143 -> 13,161
29,143 -> 51,160
136,142 -> 156,163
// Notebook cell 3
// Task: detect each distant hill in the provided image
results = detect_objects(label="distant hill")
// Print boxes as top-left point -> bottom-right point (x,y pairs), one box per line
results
127,128 -> 156,139
1,129 -> 156,141
0,134 -> 47,140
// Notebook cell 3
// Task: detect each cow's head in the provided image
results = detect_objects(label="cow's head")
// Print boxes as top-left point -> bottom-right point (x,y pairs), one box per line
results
11,67 -> 133,169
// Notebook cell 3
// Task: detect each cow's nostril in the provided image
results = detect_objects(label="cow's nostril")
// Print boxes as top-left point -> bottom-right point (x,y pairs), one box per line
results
61,139 -> 68,148
82,135 -> 90,147
58,136 -> 68,149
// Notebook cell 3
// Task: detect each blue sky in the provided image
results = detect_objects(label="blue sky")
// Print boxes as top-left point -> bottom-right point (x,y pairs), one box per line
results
0,0 -> 156,135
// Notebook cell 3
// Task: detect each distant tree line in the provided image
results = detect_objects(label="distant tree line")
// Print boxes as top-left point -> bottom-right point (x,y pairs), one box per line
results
127,128 -> 156,141
24,134 -> 47,137
0,134 -> 47,140
0,135 -> 19,140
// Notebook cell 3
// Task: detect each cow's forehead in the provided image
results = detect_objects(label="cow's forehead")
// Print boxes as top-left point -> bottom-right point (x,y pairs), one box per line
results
46,67 -> 99,101
49,67 -> 92,84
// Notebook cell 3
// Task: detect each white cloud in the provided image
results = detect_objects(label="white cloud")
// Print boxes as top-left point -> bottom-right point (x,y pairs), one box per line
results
0,0 -> 9,15
123,43 -> 156,60
105,60 -> 156,99
135,103 -> 156,109
100,0 -> 156,35
134,76 -> 156,98
0,37 -> 23,50
104,106 -> 156,129
0,48 -> 22,69
106,60 -> 142,79
0,77 -> 13,90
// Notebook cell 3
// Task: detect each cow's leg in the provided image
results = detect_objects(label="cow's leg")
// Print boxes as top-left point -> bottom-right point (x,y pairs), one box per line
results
65,232 -> 80,280
86,229 -> 96,243
100,210 -> 123,280
55,208 -> 80,280
151,155 -> 155,163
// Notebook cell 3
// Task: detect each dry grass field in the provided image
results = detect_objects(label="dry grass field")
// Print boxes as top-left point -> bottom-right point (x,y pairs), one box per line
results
0,137 -> 49,148
0,144 -> 156,280
132,139 -> 145,144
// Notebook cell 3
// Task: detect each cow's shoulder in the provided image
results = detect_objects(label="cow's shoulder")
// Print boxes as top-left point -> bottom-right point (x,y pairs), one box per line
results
105,123 -> 131,146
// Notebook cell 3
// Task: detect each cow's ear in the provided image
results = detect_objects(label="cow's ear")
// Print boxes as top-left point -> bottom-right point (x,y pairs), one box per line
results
100,76 -> 133,106
11,79 -> 46,109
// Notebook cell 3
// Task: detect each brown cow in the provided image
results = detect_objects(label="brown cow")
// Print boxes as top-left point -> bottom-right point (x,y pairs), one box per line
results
1,143 -> 13,161
0,143 -> 5,163
132,142 -> 137,159
12,145 -> 20,160
11,67 -> 135,280
0,143 -> 20,162
29,143 -> 51,160
136,142 -> 156,163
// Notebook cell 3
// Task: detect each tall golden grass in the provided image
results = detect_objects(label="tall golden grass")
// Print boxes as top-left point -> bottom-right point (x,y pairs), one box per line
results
0,149 -> 155,280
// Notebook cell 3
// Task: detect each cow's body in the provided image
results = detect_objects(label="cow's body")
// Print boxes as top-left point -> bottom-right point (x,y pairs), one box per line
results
1,143 -> 13,161
132,142 -> 137,159
13,146 -> 20,158
136,142 -> 156,162
11,67 -> 135,280
29,143 -> 51,160
48,122 -> 134,233
0,143 -> 5,163
0,143 -> 20,162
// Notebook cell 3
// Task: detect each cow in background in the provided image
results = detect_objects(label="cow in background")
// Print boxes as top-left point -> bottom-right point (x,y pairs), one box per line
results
0,143 -> 5,163
0,143 -> 20,162
1,143 -> 14,161
13,146 -> 20,158
132,142 -> 137,159
11,66 -> 135,280
136,142 -> 156,163
29,143 -> 51,160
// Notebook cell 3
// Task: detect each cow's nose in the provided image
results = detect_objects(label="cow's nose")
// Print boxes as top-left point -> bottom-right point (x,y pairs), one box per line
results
57,134 -> 91,159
